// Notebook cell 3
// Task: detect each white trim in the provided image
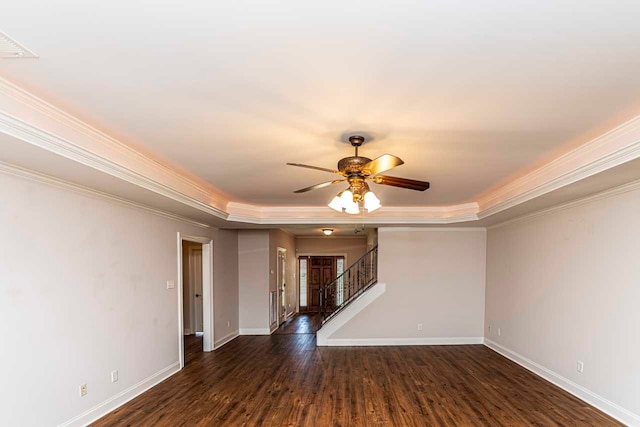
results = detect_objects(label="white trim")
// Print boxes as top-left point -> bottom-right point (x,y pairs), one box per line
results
484,339 -> 640,426
0,110 -> 229,219
177,233 -> 215,369
0,161 -> 211,229
214,331 -> 239,349
295,235 -> 367,239
378,227 -> 487,232
326,337 -> 484,347
297,252 -> 349,312
0,77 -> 229,207
317,283 -> 386,346
57,362 -> 180,427
276,247 -> 287,326
488,178 -> 640,230
239,328 -> 272,335
477,115 -> 640,217
3,75 -> 640,226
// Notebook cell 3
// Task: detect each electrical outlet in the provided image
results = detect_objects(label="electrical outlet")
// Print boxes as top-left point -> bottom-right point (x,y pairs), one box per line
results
577,361 -> 584,373
417,323 -> 423,331
79,384 -> 87,397
498,328 -> 501,336
166,280 -> 175,289
488,325 -> 492,334
111,370 -> 119,383
227,321 -> 230,328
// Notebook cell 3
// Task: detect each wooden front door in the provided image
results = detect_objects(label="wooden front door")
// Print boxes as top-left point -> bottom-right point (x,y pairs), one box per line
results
308,256 -> 336,313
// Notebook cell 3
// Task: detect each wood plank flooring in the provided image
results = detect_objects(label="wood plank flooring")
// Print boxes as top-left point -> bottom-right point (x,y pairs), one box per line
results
93,335 -> 621,426
273,313 -> 322,335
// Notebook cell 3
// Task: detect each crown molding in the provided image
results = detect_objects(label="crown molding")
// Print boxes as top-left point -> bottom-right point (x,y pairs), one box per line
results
0,160 -> 212,229
225,201 -> 480,224
477,115 -> 640,219
295,235 -> 368,239
487,178 -> 640,230
1,77 -> 640,226
0,77 -> 229,216
378,227 -> 486,232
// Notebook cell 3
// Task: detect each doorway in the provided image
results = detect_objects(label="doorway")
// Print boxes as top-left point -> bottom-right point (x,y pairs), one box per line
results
182,241 -> 203,363
298,255 -> 345,313
277,247 -> 287,325
177,233 -> 213,369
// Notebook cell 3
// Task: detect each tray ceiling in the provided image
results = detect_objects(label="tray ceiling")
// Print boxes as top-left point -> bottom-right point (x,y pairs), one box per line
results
2,1 -> 640,207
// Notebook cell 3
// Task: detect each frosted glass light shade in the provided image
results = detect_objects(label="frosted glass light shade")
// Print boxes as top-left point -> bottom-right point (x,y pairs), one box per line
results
340,190 -> 354,205
328,195 -> 343,212
364,191 -> 381,212
345,200 -> 360,215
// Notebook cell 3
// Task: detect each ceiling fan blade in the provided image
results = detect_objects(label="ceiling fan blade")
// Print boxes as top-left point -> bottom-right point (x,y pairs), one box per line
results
294,179 -> 346,193
286,163 -> 341,175
361,154 -> 404,176
371,175 -> 430,191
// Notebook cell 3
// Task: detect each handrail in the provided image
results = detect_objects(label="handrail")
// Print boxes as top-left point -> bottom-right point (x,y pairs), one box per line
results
320,245 -> 378,324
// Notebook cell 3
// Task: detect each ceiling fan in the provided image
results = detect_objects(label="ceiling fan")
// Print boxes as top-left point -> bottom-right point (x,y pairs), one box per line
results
287,135 -> 430,214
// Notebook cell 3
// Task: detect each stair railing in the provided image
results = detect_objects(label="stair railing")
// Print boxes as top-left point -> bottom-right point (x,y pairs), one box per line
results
320,246 -> 378,324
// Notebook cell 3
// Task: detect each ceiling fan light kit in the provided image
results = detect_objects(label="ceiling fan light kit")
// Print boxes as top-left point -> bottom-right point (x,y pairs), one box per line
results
288,135 -> 430,215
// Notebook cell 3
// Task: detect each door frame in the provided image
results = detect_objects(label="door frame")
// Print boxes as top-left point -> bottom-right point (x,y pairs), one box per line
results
177,233 -> 214,369
276,247 -> 287,325
188,245 -> 204,334
297,253 -> 348,312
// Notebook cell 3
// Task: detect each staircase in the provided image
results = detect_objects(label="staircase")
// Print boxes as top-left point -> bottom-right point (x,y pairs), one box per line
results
320,246 -> 378,324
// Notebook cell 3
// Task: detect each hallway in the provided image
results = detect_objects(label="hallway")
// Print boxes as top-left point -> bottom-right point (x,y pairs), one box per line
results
273,313 -> 322,335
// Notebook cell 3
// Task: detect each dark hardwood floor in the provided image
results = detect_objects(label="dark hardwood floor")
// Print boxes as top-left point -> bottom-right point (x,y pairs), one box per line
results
185,333 -> 204,365
93,334 -> 620,426
273,313 -> 322,335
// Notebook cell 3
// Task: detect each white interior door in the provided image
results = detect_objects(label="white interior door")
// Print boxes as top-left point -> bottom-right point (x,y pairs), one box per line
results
190,248 -> 203,333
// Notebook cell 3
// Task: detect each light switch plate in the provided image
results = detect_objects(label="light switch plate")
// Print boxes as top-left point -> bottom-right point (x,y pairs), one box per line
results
166,280 -> 175,289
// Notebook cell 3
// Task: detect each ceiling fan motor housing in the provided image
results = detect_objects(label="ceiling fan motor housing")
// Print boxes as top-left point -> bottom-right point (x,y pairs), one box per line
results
338,156 -> 372,175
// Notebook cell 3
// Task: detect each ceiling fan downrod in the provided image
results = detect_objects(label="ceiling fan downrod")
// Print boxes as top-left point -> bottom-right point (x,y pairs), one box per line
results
349,135 -> 364,157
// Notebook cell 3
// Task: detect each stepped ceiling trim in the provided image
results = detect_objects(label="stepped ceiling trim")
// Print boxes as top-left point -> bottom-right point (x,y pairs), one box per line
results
1,76 -> 640,225
0,160 -> 213,229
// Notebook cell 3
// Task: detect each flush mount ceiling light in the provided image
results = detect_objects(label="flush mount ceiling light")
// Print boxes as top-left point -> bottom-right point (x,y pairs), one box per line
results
288,135 -> 430,215
322,228 -> 334,236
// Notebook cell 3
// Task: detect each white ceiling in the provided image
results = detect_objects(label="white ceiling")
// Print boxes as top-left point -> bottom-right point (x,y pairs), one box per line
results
2,1 -> 640,207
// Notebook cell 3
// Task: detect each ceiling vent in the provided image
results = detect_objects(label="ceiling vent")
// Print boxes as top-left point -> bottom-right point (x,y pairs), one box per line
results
0,31 -> 38,58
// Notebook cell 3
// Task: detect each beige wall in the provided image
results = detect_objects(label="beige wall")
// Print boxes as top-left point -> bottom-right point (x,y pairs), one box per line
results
269,229 -> 297,317
330,228 -> 486,340
238,230 -> 270,331
295,236 -> 368,267
485,186 -> 640,419
214,229 -> 239,343
0,171 -> 238,427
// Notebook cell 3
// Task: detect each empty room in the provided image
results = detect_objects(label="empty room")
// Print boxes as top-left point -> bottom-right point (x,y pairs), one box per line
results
1,1 -> 639,426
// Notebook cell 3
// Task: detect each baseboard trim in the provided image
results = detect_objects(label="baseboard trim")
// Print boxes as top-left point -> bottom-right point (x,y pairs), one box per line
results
239,328 -> 272,335
326,337 -> 484,347
484,339 -> 640,426
214,330 -> 239,349
57,361 -> 180,427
